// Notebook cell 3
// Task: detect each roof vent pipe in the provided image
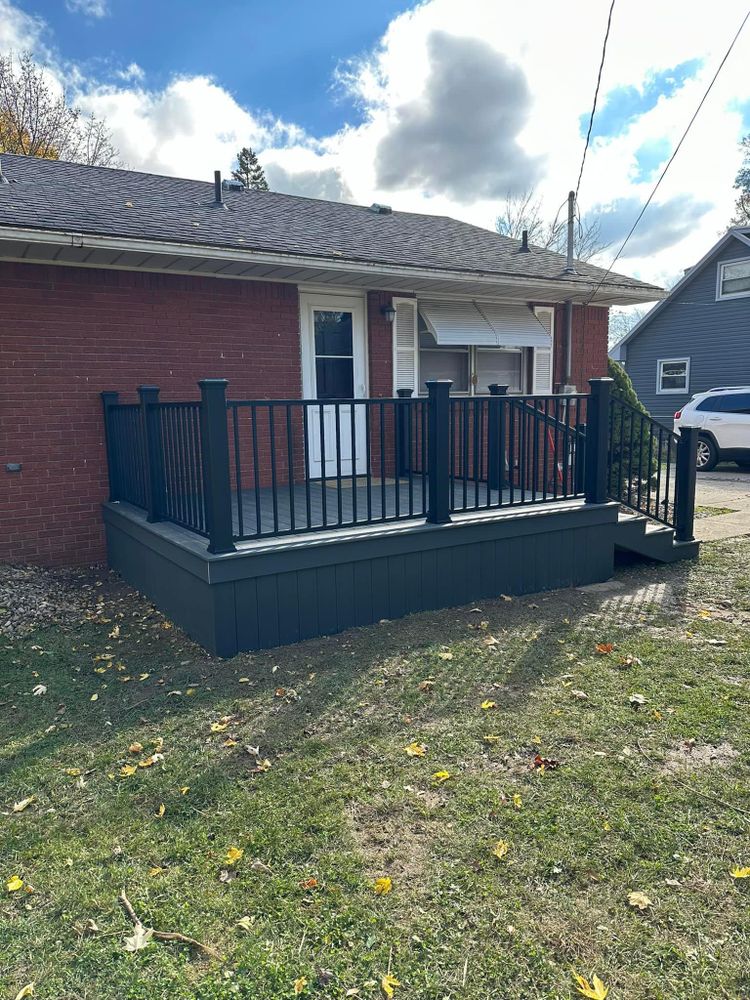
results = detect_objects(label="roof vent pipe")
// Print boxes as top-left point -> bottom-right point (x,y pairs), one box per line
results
520,229 -> 530,252
213,170 -> 225,207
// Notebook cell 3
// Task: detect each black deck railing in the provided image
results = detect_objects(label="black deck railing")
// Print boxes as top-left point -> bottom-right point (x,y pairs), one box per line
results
606,391 -> 697,539
102,376 -> 698,554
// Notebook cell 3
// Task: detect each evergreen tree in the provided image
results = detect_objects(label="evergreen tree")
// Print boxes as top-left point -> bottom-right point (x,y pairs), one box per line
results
232,146 -> 269,191
607,358 -> 658,508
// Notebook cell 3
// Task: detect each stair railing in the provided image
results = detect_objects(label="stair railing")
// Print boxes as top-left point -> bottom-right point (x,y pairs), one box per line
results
606,392 -> 698,542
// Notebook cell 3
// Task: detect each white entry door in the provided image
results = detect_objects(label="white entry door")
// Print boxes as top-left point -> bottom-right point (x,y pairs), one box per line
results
300,294 -> 368,478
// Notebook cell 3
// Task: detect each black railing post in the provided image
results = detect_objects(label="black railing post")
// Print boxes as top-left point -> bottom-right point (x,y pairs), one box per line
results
575,421 -> 586,495
138,385 -> 164,523
675,425 -> 698,542
487,384 -> 509,491
584,377 -> 613,504
396,388 -> 413,477
101,391 -> 120,502
426,379 -> 452,524
199,378 -> 236,554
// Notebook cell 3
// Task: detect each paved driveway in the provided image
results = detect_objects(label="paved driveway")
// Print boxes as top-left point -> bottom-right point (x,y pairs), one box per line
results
694,465 -> 750,541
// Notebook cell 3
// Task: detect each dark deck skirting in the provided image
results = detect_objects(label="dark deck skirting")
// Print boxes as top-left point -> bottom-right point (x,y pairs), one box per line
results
103,499 -> 620,656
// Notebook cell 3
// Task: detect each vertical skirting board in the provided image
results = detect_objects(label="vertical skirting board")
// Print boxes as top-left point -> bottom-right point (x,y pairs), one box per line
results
104,502 -> 618,656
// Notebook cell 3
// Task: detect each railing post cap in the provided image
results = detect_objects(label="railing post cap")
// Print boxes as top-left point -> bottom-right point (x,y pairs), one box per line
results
589,377 -> 614,389
198,378 -> 229,386
101,390 -> 119,401
425,379 -> 453,394
137,384 -> 160,392
396,388 -> 413,398
488,383 -> 510,395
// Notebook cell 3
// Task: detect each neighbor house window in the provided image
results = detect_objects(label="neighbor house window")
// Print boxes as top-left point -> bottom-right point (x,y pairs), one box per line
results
657,357 -> 689,393
717,259 -> 750,299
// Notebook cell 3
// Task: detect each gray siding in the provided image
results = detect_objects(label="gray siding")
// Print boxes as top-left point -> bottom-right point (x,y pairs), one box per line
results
623,237 -> 750,425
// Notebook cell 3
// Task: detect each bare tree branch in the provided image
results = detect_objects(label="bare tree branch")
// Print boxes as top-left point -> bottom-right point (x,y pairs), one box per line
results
495,187 -> 610,262
0,51 -> 120,166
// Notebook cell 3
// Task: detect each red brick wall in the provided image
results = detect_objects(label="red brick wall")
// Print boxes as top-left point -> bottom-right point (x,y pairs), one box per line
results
552,303 -> 609,390
1,263 -> 301,567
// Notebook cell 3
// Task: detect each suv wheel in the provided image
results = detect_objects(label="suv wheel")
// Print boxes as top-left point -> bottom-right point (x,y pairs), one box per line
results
696,435 -> 718,472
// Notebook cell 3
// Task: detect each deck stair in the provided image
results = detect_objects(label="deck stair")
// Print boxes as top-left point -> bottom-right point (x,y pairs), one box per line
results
614,510 -> 699,563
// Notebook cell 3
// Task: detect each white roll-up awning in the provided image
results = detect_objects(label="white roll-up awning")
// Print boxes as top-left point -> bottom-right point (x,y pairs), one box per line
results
419,300 -> 552,348
419,300 -> 496,346
476,303 -> 552,348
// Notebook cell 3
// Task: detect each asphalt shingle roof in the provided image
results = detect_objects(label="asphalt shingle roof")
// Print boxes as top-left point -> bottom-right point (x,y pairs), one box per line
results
0,153 -> 660,295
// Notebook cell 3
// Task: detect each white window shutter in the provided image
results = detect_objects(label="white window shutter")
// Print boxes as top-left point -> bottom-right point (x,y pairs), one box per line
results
392,298 -> 418,394
532,306 -> 554,393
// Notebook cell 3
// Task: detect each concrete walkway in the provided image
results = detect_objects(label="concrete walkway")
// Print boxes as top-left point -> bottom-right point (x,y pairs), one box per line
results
694,466 -> 750,542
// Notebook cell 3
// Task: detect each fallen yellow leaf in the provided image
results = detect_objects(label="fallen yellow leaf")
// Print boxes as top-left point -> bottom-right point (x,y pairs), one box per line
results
432,770 -> 451,783
7,875 -> 24,892
731,866 -> 750,879
627,890 -> 652,910
373,876 -> 392,895
293,977 -> 308,995
381,974 -> 401,998
437,651 -> 453,660
14,984 -> 34,1000
128,742 -> 143,754
210,722 -> 228,733
512,793 -> 523,810
179,786 -> 190,795
156,803 -> 165,819
573,973 -> 609,999
12,796 -> 35,813
138,757 -> 155,769
64,768 -> 82,777
225,846 -> 244,866
492,840 -> 510,861
139,673 -> 150,681
223,738 -> 238,747
90,693 -> 99,702
148,866 -> 163,877
119,764 -> 137,777
404,742 -> 426,757
481,699 -> 497,710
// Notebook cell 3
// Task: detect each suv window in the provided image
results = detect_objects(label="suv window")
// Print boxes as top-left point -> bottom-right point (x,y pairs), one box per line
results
720,393 -> 750,414
696,393 -> 750,413
696,395 -> 726,412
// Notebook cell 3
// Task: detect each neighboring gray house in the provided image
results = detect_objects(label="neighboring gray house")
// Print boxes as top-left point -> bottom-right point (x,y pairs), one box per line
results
610,227 -> 750,425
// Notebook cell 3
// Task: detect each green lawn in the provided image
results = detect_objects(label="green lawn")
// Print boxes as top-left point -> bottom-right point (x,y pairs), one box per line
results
1,541 -> 749,1000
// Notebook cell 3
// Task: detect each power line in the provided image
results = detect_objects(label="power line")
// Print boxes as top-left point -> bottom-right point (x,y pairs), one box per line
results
575,0 -> 617,204
586,6 -> 750,305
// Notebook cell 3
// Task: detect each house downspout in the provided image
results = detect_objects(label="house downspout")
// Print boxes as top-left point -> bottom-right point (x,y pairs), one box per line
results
562,190 -> 577,393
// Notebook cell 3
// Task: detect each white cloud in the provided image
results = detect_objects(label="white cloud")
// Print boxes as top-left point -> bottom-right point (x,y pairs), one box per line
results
2,0 -> 750,288
66,0 -> 109,18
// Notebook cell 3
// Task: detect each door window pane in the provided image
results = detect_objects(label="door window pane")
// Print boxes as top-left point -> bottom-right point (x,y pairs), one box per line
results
475,349 -> 523,393
315,358 -> 354,399
314,310 -> 353,356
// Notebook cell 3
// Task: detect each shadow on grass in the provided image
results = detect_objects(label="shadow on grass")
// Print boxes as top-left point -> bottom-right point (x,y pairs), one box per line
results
0,548 -> 709,800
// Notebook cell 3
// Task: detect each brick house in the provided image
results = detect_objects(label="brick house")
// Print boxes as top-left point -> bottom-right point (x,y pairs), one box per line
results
0,153 -> 662,575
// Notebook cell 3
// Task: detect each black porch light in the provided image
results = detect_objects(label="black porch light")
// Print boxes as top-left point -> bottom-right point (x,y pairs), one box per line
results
381,303 -> 396,324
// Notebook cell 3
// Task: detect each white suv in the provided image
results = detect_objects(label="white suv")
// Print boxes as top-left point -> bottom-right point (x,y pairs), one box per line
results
674,386 -> 750,471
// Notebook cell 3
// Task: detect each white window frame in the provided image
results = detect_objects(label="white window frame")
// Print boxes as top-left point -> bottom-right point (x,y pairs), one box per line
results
716,257 -> 750,301
417,339 -> 528,396
656,357 -> 690,395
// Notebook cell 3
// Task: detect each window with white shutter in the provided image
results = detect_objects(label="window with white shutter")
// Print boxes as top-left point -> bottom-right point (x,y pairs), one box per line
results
532,306 -> 554,393
392,298 -> 418,395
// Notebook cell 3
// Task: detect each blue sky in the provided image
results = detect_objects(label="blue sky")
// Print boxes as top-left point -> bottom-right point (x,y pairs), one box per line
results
21,0 -> 409,134
3,0 -> 750,287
